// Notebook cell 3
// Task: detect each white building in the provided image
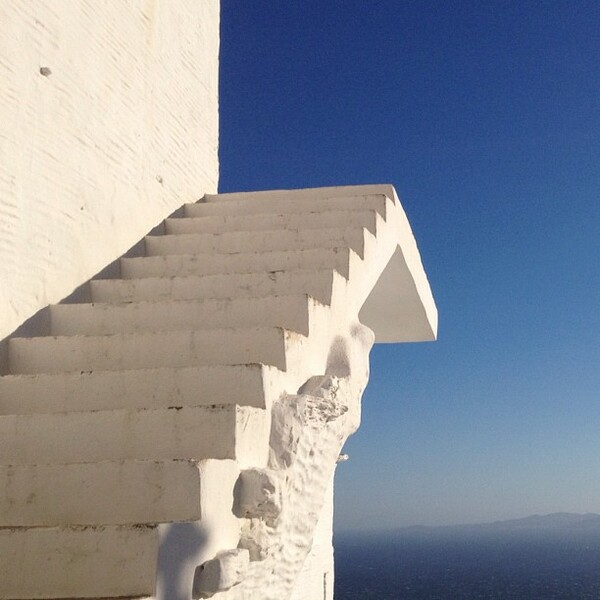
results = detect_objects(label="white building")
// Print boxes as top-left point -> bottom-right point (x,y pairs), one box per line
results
0,3 -> 436,598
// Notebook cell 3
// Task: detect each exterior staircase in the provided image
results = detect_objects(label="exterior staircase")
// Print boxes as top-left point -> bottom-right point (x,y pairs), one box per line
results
0,185 -> 436,599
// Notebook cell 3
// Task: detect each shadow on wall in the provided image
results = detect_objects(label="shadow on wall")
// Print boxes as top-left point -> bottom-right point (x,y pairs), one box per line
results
156,522 -> 208,600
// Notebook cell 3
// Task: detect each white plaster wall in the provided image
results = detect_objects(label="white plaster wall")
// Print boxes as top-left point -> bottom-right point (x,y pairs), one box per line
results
290,475 -> 335,600
156,460 -> 241,600
0,0 -> 220,340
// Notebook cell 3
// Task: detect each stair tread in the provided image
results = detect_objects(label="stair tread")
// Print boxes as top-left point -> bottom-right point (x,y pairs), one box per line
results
0,363 -> 280,414
89,267 -> 339,304
11,323 -> 293,343
54,292 -> 313,310
183,191 -> 391,218
8,326 -> 297,374
120,246 -> 354,279
0,525 -> 157,599
165,207 -> 380,235
48,294 -> 317,336
0,459 -> 203,527
0,403 -> 264,465
143,225 -> 368,257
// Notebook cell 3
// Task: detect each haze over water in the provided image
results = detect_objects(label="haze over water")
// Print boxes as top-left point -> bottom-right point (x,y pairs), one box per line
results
334,514 -> 600,599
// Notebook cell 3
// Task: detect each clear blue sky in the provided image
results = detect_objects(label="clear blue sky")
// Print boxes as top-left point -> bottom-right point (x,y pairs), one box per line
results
219,1 -> 600,531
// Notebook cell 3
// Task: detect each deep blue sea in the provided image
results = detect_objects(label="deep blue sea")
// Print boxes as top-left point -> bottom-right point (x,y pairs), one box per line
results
334,529 -> 600,599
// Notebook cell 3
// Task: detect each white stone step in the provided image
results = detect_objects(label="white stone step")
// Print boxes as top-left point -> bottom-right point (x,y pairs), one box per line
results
49,294 -> 315,336
144,226 -> 367,258
0,525 -> 157,599
206,184 -> 396,203
0,364 -> 279,415
184,192 -> 391,218
8,326 -> 294,374
120,246 -> 353,279
90,268 -> 338,305
0,459 -> 202,527
0,404 -> 265,465
165,208 -> 379,235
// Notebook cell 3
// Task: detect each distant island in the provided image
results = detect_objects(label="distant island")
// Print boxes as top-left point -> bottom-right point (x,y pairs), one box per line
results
396,512 -> 600,535
336,512 -> 600,541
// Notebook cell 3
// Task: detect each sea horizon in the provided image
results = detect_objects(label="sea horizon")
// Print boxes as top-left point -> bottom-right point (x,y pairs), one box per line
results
334,513 -> 600,599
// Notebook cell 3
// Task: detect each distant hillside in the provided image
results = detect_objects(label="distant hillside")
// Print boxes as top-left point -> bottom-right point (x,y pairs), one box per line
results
485,512 -> 600,530
335,513 -> 600,599
395,513 -> 600,536
335,513 -> 600,543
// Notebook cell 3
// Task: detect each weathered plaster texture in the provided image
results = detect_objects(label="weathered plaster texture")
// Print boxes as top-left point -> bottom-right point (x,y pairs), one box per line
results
290,478 -> 335,600
0,0 -> 220,339
219,323 -> 374,600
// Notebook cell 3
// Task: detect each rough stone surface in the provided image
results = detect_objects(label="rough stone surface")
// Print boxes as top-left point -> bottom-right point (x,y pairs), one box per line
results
234,468 -> 283,522
193,549 -> 250,598
231,323 -> 375,599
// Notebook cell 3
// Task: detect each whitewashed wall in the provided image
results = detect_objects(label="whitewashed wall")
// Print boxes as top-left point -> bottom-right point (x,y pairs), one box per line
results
0,0 -> 220,340
290,476 -> 336,600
